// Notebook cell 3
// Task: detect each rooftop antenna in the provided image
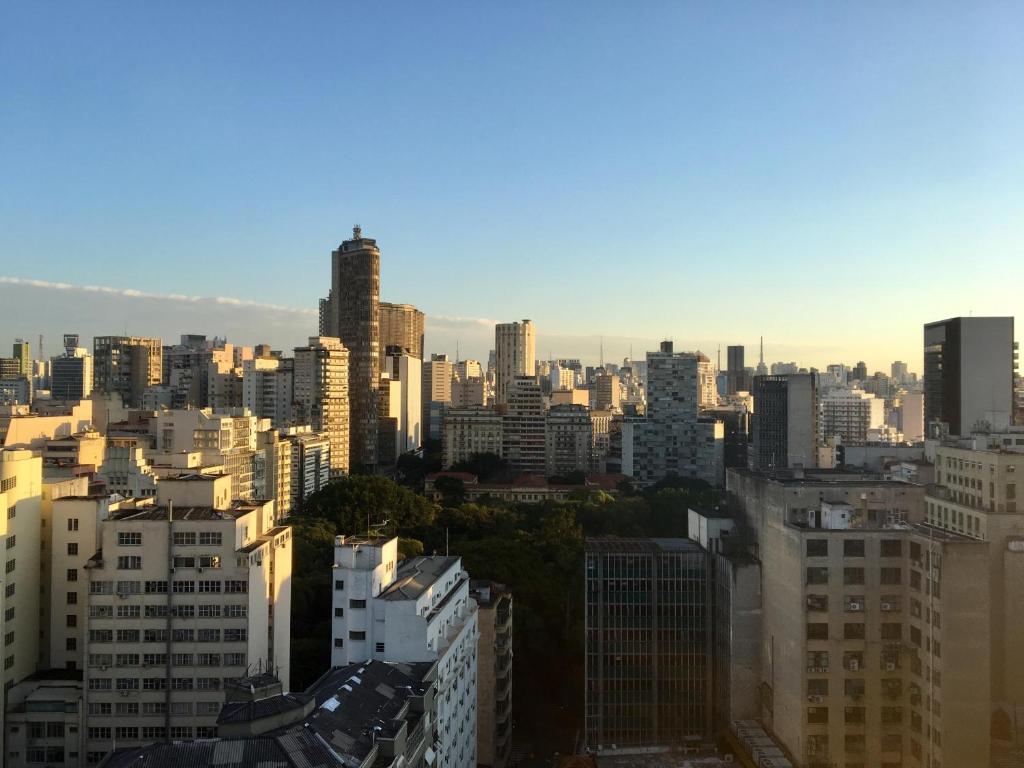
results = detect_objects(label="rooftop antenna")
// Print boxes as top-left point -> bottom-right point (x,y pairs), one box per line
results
38,334 -> 44,360
759,336 -> 765,365
600,336 -> 604,368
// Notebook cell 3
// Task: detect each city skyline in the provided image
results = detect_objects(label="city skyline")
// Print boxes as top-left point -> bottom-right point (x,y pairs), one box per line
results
1,272 -> 941,374
4,2 -> 1023,368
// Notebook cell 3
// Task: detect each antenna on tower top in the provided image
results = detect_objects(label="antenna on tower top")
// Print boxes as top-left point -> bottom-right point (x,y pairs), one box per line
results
353,224 -> 362,239
759,336 -> 764,365
600,336 -> 604,368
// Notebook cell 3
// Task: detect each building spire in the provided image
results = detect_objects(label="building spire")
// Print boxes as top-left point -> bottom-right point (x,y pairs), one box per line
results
759,335 -> 764,365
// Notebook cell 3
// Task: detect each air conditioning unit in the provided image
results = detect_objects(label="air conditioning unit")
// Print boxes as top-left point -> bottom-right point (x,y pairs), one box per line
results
847,602 -> 862,611
881,602 -> 894,611
807,695 -> 824,703
885,662 -> 897,672
120,690 -> 130,697
848,659 -> 860,671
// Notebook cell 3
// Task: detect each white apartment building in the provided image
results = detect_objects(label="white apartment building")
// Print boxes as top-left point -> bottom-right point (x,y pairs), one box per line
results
282,428 -> 331,511
382,349 -> 423,457
331,536 -> 478,768
494,321 -> 535,406
820,388 -> 885,446
294,337 -> 350,477
241,357 -> 293,427
81,497 -> 291,765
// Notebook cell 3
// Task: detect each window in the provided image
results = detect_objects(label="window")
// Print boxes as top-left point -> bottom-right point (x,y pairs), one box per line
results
225,580 -> 247,593
115,726 -> 138,740
807,707 -> 829,724
844,567 -> 865,585
172,653 -> 193,666
117,555 -> 142,570
116,580 -> 140,595
173,532 -> 196,546
172,629 -> 195,642
845,678 -> 865,697
225,652 -> 246,666
807,678 -> 828,696
806,539 -> 828,557
117,532 -> 142,546
145,580 -> 168,593
67,591 -> 78,605
173,556 -> 195,568
67,518 -> 79,531
334,638 -> 344,648
199,554 -> 221,568
335,607 -> 345,617
116,629 -> 140,643
843,539 -> 865,557
844,623 -> 865,640
881,623 -> 902,640
199,604 -> 221,618
66,567 -> 78,582
806,623 -> 829,640
845,706 -> 865,724
375,642 -> 386,653
882,706 -> 904,725
173,580 -> 195,593
199,532 -> 222,546
198,580 -> 222,593
89,702 -> 112,716
89,630 -> 113,643
5,535 -> 15,550
225,604 -> 247,618
349,630 -> 366,640
335,579 -> 345,590
143,678 -> 167,690
881,567 -> 902,585
806,568 -> 829,585
5,505 -> 13,520
67,542 -> 78,556
66,614 -> 77,628
224,628 -> 247,642
198,629 -> 220,642
845,735 -> 866,754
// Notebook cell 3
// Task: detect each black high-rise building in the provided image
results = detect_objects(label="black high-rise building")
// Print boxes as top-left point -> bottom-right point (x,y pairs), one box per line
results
726,344 -> 750,394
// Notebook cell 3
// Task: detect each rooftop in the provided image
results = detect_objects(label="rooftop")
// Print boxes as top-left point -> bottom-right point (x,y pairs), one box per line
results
585,537 -> 700,554
379,556 -> 461,601
109,500 -> 263,522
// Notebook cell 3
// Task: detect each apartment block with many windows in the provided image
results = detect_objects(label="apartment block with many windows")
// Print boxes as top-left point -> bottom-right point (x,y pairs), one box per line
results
81,498 -> 290,765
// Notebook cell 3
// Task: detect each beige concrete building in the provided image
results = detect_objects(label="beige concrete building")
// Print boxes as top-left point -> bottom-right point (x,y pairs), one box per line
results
379,301 -> 425,360
727,465 -> 1023,768
293,337 -> 349,477
443,408 -> 503,469
452,374 -> 486,408
494,320 -> 535,406
471,582 -> 512,768
550,389 -> 589,407
81,497 -> 291,764
545,404 -> 592,476
92,337 -> 162,408
150,409 -> 258,501
502,377 -> 545,475
592,373 -> 620,411
422,354 -> 455,440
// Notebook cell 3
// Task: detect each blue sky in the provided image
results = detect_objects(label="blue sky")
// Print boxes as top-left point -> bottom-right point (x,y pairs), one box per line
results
2,2 -> 1022,368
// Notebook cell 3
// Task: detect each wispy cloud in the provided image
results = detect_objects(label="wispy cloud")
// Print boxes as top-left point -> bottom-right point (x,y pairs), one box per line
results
0,276 -> 316,316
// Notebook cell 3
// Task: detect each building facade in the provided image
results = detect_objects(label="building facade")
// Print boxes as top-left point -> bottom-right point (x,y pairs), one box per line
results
924,316 -> 1016,436
750,374 -> 819,471
92,337 -> 162,408
331,537 -> 478,768
584,538 -> 713,751
324,227 -> 381,469
379,302 -> 425,361
494,321 -> 535,406
293,337 -> 349,477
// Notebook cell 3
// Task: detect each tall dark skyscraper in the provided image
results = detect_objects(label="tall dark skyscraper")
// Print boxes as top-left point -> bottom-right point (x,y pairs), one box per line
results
726,344 -> 749,394
924,316 -> 1016,436
323,226 -> 380,469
